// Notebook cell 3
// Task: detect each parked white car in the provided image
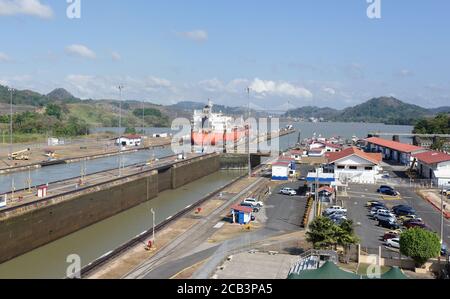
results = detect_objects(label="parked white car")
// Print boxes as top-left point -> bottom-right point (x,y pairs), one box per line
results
385,238 -> 400,249
279,187 -> 297,196
370,208 -> 390,216
375,213 -> 397,223
324,206 -> 347,215
242,198 -> 264,208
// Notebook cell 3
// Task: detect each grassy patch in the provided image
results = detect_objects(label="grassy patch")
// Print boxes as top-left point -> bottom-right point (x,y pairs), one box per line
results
356,263 -> 391,275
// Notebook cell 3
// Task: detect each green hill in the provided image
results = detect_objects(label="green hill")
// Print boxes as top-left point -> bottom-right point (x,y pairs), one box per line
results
336,97 -> 431,125
285,97 -> 440,125
285,106 -> 340,119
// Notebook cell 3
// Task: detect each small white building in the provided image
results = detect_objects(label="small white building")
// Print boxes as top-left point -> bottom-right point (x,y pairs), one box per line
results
272,162 -> 290,181
326,147 -> 382,184
116,134 -> 142,147
308,148 -> 325,157
323,142 -> 342,153
413,151 -> 450,187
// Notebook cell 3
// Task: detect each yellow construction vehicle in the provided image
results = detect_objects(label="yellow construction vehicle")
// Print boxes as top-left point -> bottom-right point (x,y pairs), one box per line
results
8,148 -> 31,161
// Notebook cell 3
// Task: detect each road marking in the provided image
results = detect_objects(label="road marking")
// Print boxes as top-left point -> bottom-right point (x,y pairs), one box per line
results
213,222 -> 225,229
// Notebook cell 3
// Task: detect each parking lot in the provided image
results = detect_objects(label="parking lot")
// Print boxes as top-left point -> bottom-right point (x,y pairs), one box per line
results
263,181 -> 308,232
344,183 -> 450,256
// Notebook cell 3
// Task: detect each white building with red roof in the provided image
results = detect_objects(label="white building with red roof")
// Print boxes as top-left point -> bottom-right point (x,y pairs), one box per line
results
326,147 -> 383,184
413,151 -> 450,186
365,137 -> 427,166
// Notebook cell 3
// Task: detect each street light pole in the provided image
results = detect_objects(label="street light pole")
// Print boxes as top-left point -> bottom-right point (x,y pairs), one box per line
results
441,186 -> 445,245
247,87 -> 251,178
150,208 -> 155,245
8,88 -> 14,158
117,85 -> 124,177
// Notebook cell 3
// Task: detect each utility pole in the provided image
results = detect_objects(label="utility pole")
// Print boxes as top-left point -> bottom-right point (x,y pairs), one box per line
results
247,87 -> 252,178
117,85 -> 124,177
8,87 -> 14,158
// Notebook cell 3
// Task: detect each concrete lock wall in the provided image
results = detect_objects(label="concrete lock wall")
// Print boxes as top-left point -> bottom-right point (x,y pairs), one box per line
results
0,154 -> 221,264
219,154 -> 261,170
172,154 -> 221,189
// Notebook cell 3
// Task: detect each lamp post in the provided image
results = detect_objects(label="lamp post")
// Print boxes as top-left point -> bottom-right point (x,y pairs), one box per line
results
150,208 -> 155,245
8,87 -> 14,158
247,87 -> 251,178
117,85 -> 124,177
441,186 -> 445,245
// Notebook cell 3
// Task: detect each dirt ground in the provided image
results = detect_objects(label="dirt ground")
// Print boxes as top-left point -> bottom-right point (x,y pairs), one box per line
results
0,135 -> 171,169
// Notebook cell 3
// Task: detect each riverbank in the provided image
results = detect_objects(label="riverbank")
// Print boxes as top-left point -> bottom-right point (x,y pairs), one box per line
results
0,136 -> 171,174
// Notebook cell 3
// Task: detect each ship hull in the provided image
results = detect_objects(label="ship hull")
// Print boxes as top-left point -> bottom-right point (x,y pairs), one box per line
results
191,129 -> 246,146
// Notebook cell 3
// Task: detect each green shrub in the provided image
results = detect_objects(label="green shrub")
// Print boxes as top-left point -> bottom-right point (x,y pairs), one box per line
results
400,228 -> 441,267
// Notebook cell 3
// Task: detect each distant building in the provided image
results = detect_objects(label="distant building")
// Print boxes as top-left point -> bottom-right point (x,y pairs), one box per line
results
308,148 -> 325,157
290,150 -> 303,162
365,137 -> 426,166
116,135 -> 142,147
413,151 -> 450,187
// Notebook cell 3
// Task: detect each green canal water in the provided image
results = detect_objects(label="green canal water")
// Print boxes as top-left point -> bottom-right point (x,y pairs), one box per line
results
0,170 -> 244,279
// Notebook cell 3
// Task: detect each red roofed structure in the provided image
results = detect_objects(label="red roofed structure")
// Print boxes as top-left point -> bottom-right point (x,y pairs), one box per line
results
326,147 -> 382,165
412,150 -> 450,187
366,137 -> 424,153
413,151 -> 450,165
325,147 -> 382,184
365,137 -> 426,166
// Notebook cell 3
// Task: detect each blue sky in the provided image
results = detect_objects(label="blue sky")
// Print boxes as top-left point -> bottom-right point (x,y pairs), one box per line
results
0,0 -> 450,110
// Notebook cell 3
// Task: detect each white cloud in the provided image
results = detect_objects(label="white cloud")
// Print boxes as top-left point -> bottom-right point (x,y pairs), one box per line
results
323,87 -> 336,95
177,30 -> 208,42
0,0 -> 53,18
249,78 -> 313,99
0,52 -> 11,62
65,44 -> 96,59
111,51 -> 121,61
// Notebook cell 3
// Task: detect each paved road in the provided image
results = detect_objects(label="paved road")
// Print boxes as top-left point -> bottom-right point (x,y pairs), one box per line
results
265,182 -> 308,232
